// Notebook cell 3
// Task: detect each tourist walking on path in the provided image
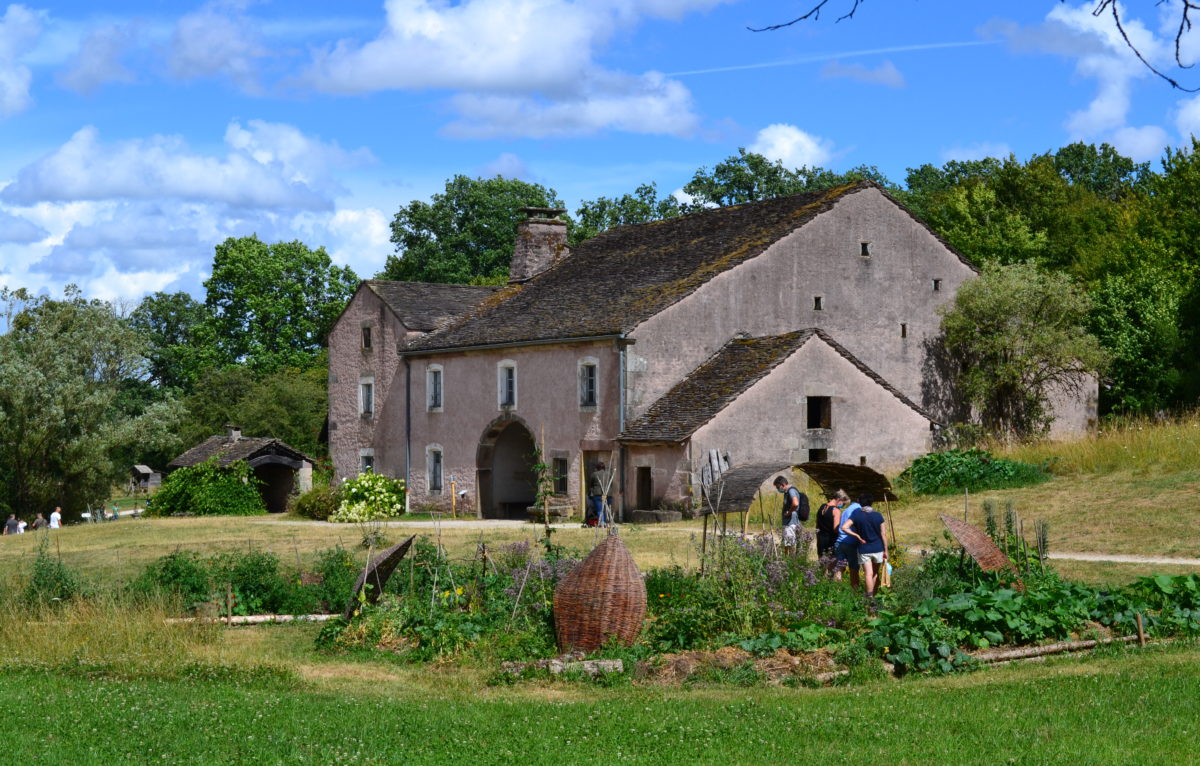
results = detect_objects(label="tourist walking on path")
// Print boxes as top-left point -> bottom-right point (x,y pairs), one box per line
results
833,490 -> 862,589
2,515 -> 18,536
841,494 -> 888,599
49,507 -> 62,529
774,476 -> 809,556
814,493 -> 840,559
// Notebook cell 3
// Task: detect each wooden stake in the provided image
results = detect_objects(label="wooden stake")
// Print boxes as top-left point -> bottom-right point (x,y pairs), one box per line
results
1136,613 -> 1146,647
225,582 -> 233,625
700,514 -> 709,575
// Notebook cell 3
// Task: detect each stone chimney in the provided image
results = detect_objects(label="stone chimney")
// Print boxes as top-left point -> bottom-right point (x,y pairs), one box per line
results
225,424 -> 242,442
509,207 -> 569,283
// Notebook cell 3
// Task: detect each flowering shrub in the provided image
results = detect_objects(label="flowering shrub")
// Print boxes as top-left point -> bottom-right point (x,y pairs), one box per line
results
331,471 -> 406,523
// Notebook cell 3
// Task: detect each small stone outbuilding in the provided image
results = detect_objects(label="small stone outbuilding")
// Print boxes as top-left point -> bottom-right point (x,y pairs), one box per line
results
167,426 -> 314,513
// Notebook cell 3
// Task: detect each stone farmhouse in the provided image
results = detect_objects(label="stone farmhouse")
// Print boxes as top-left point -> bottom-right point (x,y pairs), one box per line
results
328,181 -> 1096,519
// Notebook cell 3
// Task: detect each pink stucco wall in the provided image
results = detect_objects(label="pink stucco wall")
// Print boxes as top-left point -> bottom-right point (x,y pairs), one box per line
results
402,340 -> 621,515
327,285 -> 409,484
690,336 -> 932,476
624,187 -> 977,425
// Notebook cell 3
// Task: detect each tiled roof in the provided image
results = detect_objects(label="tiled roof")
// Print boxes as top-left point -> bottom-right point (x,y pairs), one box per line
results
405,182 -> 872,352
619,328 -> 934,443
167,435 -> 312,470
365,280 -> 501,332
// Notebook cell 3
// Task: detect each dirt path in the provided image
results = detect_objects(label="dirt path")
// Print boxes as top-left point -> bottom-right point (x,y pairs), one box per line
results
1047,552 -> 1200,567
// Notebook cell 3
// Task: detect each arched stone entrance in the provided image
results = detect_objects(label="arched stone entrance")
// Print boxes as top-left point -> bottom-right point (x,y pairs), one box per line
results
476,416 -> 539,519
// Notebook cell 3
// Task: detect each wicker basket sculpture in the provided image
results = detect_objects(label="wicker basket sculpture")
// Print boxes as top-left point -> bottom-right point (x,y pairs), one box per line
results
553,531 -> 647,652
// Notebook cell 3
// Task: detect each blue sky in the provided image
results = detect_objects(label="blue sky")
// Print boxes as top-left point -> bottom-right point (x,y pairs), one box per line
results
1,0 -> 1198,304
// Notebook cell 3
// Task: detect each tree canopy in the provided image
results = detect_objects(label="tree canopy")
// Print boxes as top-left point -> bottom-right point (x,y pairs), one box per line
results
940,262 -> 1109,439
200,236 -> 358,375
382,175 -> 566,284
0,288 -> 183,518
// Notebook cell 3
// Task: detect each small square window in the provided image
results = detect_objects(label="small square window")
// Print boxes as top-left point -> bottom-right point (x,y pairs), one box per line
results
808,448 -> 828,462
813,296 -> 823,311
932,279 -> 942,292
360,454 -> 375,473
807,396 -> 831,429
552,458 -> 568,494
860,242 -> 871,257
859,455 -> 867,466
361,326 -> 372,349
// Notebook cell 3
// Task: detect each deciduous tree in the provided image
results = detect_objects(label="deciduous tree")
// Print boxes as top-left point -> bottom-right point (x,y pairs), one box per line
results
382,175 -> 566,284
940,262 -> 1108,439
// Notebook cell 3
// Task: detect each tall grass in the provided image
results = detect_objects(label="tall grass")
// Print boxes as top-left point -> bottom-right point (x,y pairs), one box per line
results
0,591 -> 228,679
997,411 -> 1200,476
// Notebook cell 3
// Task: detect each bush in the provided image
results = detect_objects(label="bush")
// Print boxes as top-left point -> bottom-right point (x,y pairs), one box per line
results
331,471 -> 406,523
146,458 -> 266,517
131,551 -> 213,610
312,546 -> 359,613
291,485 -> 340,521
211,550 -> 293,615
24,534 -> 81,605
897,448 -> 1049,495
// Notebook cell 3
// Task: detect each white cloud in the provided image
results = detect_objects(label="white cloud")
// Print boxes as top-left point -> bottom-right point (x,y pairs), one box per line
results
0,208 -> 45,242
1,120 -> 372,210
0,4 -> 41,118
1176,94 -> 1200,140
304,0 -> 712,137
1109,125 -> 1170,161
169,1 -> 267,92
479,152 -> 530,179
58,23 -> 135,94
444,71 -> 696,138
940,141 -> 1012,163
820,59 -> 904,88
749,123 -> 834,169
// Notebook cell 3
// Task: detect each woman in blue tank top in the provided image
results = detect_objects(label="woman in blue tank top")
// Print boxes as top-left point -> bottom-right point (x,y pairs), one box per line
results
833,489 -> 862,590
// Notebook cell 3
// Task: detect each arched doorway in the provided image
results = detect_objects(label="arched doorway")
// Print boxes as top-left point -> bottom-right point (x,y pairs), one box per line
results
476,416 -> 539,519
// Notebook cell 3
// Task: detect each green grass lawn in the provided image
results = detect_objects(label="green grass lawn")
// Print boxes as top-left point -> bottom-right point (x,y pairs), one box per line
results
3,641 -> 1197,765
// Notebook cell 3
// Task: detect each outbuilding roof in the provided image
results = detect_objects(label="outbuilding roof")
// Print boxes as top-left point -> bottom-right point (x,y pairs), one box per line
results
619,328 -> 935,444
167,435 -> 313,471
406,182 -> 872,352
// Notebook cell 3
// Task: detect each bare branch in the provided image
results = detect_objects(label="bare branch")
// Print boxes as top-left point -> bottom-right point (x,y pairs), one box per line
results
747,0 -> 862,33
751,0 -> 1200,92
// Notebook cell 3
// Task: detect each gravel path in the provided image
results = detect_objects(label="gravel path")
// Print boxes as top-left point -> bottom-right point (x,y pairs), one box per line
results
1047,552 -> 1200,567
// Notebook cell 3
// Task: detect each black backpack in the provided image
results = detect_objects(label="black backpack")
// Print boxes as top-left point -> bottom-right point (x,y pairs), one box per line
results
781,489 -> 810,524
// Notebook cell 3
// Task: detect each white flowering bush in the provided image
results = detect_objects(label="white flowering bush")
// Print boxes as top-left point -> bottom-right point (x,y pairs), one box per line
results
331,471 -> 406,523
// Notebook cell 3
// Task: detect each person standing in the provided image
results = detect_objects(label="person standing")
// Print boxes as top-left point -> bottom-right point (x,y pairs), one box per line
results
814,493 -> 841,559
842,493 -> 888,600
833,490 -> 862,589
49,506 -> 62,529
590,461 -> 613,527
2,515 -> 18,536
30,513 -> 47,531
16,518 -> 26,534
774,476 -> 809,556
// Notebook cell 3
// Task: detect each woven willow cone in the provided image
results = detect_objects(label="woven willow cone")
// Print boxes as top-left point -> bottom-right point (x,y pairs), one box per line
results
553,530 -> 647,652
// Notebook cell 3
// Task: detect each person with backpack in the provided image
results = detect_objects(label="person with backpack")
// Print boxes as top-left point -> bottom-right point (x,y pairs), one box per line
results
774,476 -> 809,556
814,492 -> 841,559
